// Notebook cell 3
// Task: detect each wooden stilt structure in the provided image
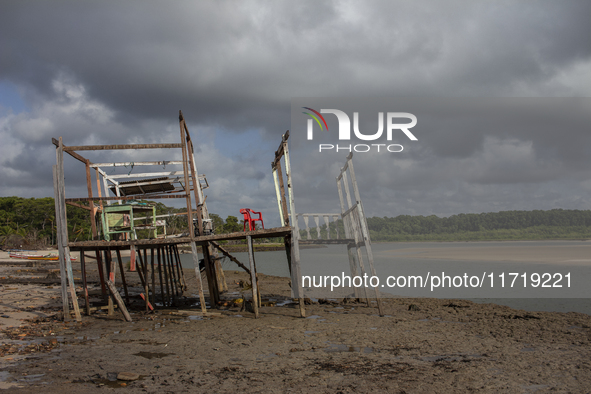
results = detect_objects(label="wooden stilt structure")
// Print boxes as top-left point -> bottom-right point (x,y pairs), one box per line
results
52,112 -> 379,321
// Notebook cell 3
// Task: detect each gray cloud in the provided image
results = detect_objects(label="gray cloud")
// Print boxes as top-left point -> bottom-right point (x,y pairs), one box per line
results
1,0 -> 590,221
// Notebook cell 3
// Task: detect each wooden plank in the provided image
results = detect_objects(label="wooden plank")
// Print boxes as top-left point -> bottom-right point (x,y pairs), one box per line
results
65,194 -> 187,202
190,241 -> 207,313
65,247 -> 82,322
115,249 -> 130,304
80,251 -> 90,316
52,165 -> 69,319
105,279 -> 132,322
64,143 -> 182,151
246,235 -> 259,318
85,160 -> 98,240
51,138 -> 89,164
283,138 -> 305,318
90,161 -> 183,168
210,241 -> 251,276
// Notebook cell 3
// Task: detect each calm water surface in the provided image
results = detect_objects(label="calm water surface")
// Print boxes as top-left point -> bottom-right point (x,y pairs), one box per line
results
180,240 -> 591,315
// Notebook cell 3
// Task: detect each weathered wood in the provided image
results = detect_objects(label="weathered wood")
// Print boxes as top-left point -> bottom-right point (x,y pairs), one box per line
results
63,143 -> 182,151
65,201 -> 101,212
65,194 -> 187,202
80,252 -> 90,316
173,245 -> 187,291
105,279 -> 132,322
52,165 -> 69,319
342,170 -> 370,304
272,169 -> 285,226
347,156 -> 383,316
283,138 -> 305,318
190,241 -> 207,313
115,249 -> 130,304
337,177 -> 360,300
202,243 -> 219,306
274,161 -> 290,227
150,247 -> 156,306
95,250 -> 107,299
90,161 -> 183,168
246,235 -> 259,318
65,247 -> 82,322
106,250 -> 115,315
51,138 -> 89,164
85,159 -> 98,240
209,241 -> 252,276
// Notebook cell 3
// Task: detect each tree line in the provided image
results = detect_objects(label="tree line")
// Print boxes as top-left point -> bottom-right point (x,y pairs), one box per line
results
2,196 -> 591,248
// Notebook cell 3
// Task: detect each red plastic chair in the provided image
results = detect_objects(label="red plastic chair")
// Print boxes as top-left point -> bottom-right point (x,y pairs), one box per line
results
240,208 -> 264,231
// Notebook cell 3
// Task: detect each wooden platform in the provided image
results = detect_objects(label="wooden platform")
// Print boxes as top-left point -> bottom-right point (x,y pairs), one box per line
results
68,226 -> 293,251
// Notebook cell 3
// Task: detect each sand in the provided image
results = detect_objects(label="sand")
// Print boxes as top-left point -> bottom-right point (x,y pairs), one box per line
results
1,247 -> 591,392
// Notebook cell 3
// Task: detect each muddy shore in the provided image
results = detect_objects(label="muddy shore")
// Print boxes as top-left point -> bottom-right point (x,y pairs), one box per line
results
1,251 -> 590,393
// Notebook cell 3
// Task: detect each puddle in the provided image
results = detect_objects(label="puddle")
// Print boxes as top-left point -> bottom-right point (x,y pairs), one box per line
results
305,315 -> 323,319
19,373 -> 45,382
233,315 -> 243,318
276,300 -> 295,307
188,316 -> 203,321
133,351 -> 171,359
304,331 -> 320,336
323,344 -> 373,353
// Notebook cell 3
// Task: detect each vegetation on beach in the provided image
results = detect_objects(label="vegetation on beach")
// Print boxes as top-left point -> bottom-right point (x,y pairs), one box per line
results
1,196 -> 591,248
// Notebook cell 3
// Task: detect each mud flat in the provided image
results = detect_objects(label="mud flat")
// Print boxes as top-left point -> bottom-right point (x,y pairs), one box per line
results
1,256 -> 591,392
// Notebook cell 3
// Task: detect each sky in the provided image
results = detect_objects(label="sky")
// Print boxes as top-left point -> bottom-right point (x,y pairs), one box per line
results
1,0 -> 590,227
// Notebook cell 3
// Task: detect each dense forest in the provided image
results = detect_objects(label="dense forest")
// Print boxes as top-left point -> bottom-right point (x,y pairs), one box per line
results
0,197 -> 247,248
1,196 -> 591,248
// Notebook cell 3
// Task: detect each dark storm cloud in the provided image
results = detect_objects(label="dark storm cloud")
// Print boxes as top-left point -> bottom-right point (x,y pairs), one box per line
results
1,0 -> 590,219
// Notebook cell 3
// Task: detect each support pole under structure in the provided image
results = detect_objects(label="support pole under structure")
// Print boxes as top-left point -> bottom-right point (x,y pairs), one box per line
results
282,132 -> 306,317
53,138 -> 82,322
179,111 -> 208,313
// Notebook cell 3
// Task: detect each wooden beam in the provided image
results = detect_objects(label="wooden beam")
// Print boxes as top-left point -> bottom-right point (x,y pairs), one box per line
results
90,161 -> 183,168
65,194 -> 187,202
210,241 -> 252,276
51,138 -> 90,164
64,143 -> 182,151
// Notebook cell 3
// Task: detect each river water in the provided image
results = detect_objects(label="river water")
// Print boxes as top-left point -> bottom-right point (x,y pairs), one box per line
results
180,240 -> 591,315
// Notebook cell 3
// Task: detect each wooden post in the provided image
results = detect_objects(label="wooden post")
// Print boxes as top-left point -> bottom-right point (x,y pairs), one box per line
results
85,159 -> 98,240
106,250 -> 114,315
272,169 -> 285,226
80,251 -> 90,315
201,243 -> 219,306
116,249 -> 130,304
179,112 -> 209,309
246,235 -> 259,318
162,246 -> 171,306
105,280 -> 132,322
151,247 -> 156,305
157,247 -> 165,306
95,249 -> 107,299
65,247 -> 82,322
282,137 -> 305,317
191,241 -> 207,313
52,165 -> 69,319
173,245 -> 187,291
